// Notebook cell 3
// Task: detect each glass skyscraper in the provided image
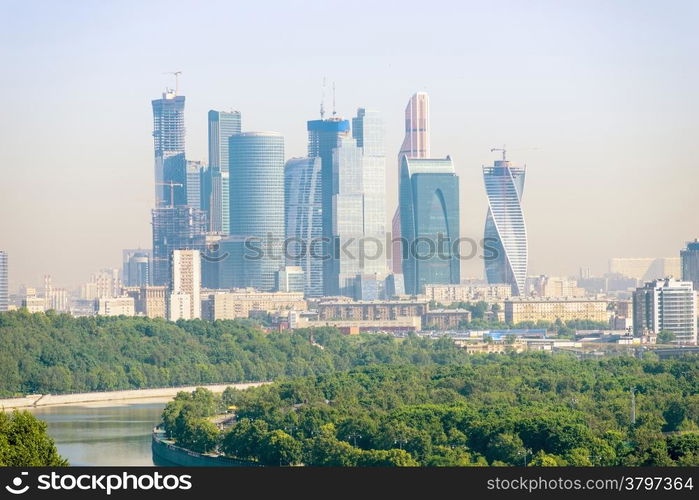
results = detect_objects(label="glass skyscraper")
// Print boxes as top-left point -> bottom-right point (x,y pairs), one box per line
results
185,160 -> 206,210
0,251 -> 7,312
151,206 -> 207,286
122,249 -> 151,287
152,91 -> 185,207
483,156 -> 528,296
285,157 -> 323,297
327,108 -> 388,297
207,110 -> 241,233
393,92 -> 431,275
307,117 -> 351,295
229,132 -> 285,291
681,239 -> 699,292
399,156 -> 460,295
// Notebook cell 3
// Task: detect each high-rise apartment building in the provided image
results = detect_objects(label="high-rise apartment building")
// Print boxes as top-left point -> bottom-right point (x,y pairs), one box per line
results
392,93 -> 430,274
0,251 -> 7,312
207,110 -> 241,233
681,239 -> 699,291
307,116 -> 351,294
284,157 -> 323,297
152,89 -> 185,207
633,278 -> 697,344
228,132 -> 285,291
399,156 -> 460,295
151,206 -> 207,286
80,269 -> 121,300
169,249 -> 201,320
483,154 -> 528,296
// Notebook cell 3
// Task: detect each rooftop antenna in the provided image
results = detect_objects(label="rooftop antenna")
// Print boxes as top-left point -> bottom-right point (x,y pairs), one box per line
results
490,145 -> 507,161
332,82 -> 337,117
320,77 -> 326,120
163,71 -> 182,95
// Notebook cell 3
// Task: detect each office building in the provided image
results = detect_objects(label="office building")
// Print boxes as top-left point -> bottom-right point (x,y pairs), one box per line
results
392,92 -> 430,275
609,257 -> 682,282
151,206 -> 207,287
275,266 -> 305,293
207,110 -> 241,233
0,251 -> 7,312
152,89 -> 185,207
122,249 -> 151,287
330,110 -> 389,297
633,278 -> 697,344
185,160 -> 206,210
169,249 -> 201,320
681,239 -> 699,291
284,157 -> 323,297
228,132 -> 285,291
483,153 -> 528,296
399,156 -> 460,294
307,115 -> 351,294
504,298 -> 610,325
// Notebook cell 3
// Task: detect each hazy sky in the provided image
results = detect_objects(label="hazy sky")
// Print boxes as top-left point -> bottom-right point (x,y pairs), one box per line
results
1,0 -> 698,290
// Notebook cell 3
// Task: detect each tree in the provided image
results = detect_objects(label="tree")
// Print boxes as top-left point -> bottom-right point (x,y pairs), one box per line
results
259,430 -> 302,466
0,410 -> 68,466
657,330 -> 676,344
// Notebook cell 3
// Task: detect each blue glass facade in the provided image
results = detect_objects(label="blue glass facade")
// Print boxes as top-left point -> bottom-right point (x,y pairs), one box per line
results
229,132 -> 285,291
285,157 -> 323,297
307,118 -> 350,295
207,110 -> 242,233
399,157 -> 460,295
152,93 -> 185,207
483,160 -> 527,296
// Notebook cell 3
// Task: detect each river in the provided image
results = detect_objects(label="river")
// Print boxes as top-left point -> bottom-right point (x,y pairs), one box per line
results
31,400 -> 169,466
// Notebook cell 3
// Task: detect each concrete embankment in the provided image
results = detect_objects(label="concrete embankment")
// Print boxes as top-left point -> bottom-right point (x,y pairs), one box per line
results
0,382 -> 269,410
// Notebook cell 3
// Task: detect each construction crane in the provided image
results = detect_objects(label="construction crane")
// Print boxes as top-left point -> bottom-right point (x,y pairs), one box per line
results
156,181 -> 183,207
490,145 -> 507,161
162,71 -> 182,95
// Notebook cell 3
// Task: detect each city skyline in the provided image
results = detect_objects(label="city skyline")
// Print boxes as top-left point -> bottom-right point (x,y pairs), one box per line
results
1,1 -> 698,288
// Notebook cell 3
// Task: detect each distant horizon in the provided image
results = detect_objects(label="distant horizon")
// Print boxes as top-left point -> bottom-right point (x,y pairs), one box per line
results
1,0 -> 698,289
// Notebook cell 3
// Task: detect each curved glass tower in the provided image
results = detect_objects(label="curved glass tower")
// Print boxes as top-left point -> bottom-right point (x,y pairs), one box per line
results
399,156 -> 460,295
229,132 -> 285,291
483,159 -> 528,296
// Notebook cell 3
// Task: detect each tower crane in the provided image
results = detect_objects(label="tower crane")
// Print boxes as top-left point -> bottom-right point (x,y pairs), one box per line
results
156,181 -> 183,207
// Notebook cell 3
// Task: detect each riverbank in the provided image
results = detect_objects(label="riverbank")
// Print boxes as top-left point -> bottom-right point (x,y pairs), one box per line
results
0,382 -> 269,410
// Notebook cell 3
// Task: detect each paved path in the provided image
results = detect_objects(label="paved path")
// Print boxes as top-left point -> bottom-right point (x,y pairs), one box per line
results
0,382 -> 269,410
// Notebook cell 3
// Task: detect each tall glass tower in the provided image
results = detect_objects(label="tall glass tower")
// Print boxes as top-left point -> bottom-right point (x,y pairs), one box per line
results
483,153 -> 528,296
229,132 -> 285,291
207,110 -> 242,233
151,207 -> 207,286
152,90 -> 185,207
307,117 -> 351,295
393,92 -> 431,274
681,239 -> 699,292
399,157 -> 460,295
285,157 -> 323,297
0,251 -> 8,312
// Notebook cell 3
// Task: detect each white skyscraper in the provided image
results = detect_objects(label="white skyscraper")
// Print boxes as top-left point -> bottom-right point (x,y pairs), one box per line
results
169,249 -> 201,320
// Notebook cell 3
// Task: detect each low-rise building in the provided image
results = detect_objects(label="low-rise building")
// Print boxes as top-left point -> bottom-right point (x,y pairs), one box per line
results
202,289 -> 307,320
422,309 -> 471,330
423,283 -> 512,304
504,297 -> 610,324
316,298 -> 429,321
96,296 -> 135,316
